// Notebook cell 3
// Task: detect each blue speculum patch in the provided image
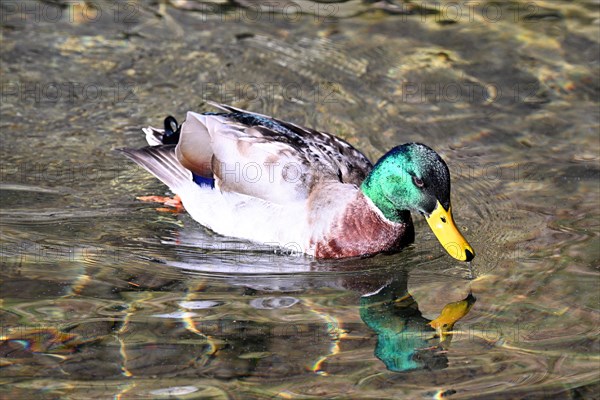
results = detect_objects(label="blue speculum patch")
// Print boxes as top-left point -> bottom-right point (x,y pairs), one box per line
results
192,172 -> 215,188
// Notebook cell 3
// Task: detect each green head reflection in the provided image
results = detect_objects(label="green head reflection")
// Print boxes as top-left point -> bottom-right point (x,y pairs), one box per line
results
360,279 -> 476,372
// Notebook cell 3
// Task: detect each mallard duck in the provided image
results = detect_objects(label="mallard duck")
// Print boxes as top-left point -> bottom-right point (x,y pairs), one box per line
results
120,102 -> 474,260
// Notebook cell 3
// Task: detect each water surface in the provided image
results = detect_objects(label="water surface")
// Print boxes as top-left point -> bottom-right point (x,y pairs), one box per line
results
1,0 -> 599,398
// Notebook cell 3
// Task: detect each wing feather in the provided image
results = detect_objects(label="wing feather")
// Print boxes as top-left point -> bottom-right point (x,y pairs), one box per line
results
173,104 -> 373,204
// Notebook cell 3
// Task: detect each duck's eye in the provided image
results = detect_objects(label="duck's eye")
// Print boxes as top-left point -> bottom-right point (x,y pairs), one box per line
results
413,176 -> 424,188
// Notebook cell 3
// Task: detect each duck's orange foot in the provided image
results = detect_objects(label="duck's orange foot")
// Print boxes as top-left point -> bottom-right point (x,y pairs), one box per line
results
137,195 -> 184,213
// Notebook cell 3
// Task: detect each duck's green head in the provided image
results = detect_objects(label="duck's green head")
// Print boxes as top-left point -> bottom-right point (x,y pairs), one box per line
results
361,143 -> 474,262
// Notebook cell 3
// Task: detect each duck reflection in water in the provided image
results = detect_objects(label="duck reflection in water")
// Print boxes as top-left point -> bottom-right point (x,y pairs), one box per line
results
162,239 -> 478,374
190,259 -> 478,374
358,269 -> 476,372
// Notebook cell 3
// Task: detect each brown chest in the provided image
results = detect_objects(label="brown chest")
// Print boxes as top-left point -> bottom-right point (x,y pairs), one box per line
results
313,195 -> 414,259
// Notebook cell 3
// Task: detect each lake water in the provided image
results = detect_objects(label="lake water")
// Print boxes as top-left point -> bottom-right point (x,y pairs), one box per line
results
1,0 -> 599,398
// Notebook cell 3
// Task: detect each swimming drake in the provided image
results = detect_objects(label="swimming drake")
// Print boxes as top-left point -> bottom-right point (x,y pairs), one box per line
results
120,102 -> 474,260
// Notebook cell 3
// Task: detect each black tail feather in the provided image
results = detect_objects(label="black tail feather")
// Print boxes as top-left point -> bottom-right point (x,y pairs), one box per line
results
162,116 -> 181,144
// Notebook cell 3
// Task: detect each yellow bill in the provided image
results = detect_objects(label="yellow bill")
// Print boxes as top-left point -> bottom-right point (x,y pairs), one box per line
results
425,201 -> 474,262
429,292 -> 476,338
